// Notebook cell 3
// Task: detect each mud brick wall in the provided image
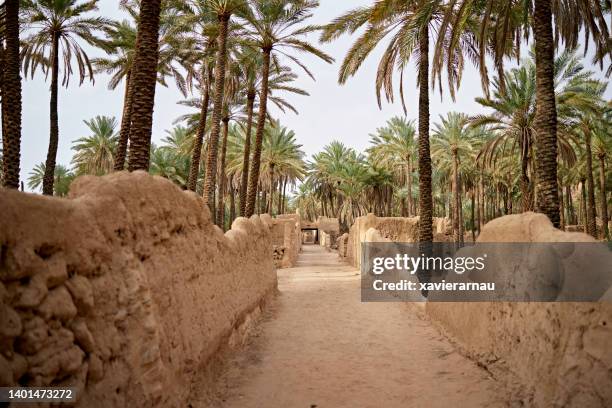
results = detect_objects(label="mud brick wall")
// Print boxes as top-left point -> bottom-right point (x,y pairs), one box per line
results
0,172 -> 277,407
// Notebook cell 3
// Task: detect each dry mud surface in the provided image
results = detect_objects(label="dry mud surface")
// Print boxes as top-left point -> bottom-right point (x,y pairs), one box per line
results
210,245 -> 506,408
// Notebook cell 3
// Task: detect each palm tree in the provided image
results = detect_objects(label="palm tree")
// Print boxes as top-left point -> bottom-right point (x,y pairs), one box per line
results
20,0 -> 111,195
236,45 -> 264,215
95,5 -> 193,171
532,0 -> 610,228
532,0 -> 561,227
308,141 -> 354,219
473,49 -> 595,213
293,181 -> 321,221
200,0 -> 247,208
27,162 -> 74,196
321,0 -> 445,244
592,119 -> 610,239
438,0 -> 610,227
432,112 -> 477,243
260,120 -> 306,215
93,19 -> 136,171
473,65 -> 537,211
126,0 -> 163,171
368,117 -> 417,216
242,0 -> 333,217
176,1 -> 219,191
71,116 -> 118,176
1,0 -> 22,189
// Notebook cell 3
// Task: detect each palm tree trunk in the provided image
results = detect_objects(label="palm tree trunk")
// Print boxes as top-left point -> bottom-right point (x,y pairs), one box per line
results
127,0 -> 162,171
114,70 -> 133,171
42,33 -> 60,196
240,88 -> 256,215
584,128 -> 597,237
479,171 -> 485,228
533,0 -> 560,227
581,179 -> 587,232
268,164 -> 275,214
282,177 -> 288,213
520,135 -> 533,211
566,185 -> 575,224
256,183 -> 261,215
418,25 -> 433,244
471,190 -> 476,242
559,178 -> 565,230
187,66 -> 211,191
452,150 -> 460,242
1,41 -> 5,140
599,155 -> 609,239
278,176 -> 285,215
1,0 -> 22,189
407,158 -> 413,216
458,182 -> 464,244
261,187 -> 267,215
476,185 -> 481,235
216,117 -> 230,228
229,179 -> 236,225
202,13 -> 230,208
245,47 -> 271,217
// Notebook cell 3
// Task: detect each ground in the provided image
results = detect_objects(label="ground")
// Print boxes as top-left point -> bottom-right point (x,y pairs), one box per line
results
209,245 -> 507,408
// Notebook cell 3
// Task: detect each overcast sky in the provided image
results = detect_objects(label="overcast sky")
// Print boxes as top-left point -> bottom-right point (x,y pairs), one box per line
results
17,0 -> 612,189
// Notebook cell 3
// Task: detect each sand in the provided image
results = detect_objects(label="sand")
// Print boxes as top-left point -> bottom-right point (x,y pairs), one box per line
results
210,245 -> 506,408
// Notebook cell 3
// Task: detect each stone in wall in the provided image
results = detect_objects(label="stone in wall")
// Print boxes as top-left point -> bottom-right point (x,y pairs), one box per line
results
0,172 -> 277,407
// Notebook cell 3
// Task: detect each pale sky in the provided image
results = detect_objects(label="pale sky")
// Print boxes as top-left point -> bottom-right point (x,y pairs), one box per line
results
16,0 -> 612,189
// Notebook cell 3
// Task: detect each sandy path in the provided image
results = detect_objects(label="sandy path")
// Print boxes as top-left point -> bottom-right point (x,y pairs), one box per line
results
213,245 -> 507,408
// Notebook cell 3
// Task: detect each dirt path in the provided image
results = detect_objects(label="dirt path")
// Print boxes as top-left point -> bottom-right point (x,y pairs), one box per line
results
213,245 -> 507,408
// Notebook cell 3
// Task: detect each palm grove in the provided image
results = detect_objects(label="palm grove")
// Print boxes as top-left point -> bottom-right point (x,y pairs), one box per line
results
0,0 -> 611,241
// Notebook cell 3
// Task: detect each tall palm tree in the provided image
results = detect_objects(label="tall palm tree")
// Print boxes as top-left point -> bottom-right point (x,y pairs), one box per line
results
440,0 -> 610,227
532,0 -> 560,227
532,0 -> 610,227
368,117 -> 417,216
20,0 -> 111,195
432,112 -> 476,243
592,118 -> 610,239
95,5 -> 193,171
473,65 -> 537,211
126,0 -> 163,171
71,116 -> 118,176
322,0 -> 445,244
260,119 -> 305,215
1,0 -> 21,189
236,45 -> 263,214
94,19 -> 136,171
200,0 -> 247,208
308,141 -> 354,219
242,0 -> 333,217
178,1 -> 219,191
473,49 -> 595,212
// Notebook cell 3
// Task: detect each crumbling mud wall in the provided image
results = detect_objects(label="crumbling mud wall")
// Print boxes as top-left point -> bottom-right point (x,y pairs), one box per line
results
268,214 -> 301,268
0,172 -> 277,407
426,213 -> 612,407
